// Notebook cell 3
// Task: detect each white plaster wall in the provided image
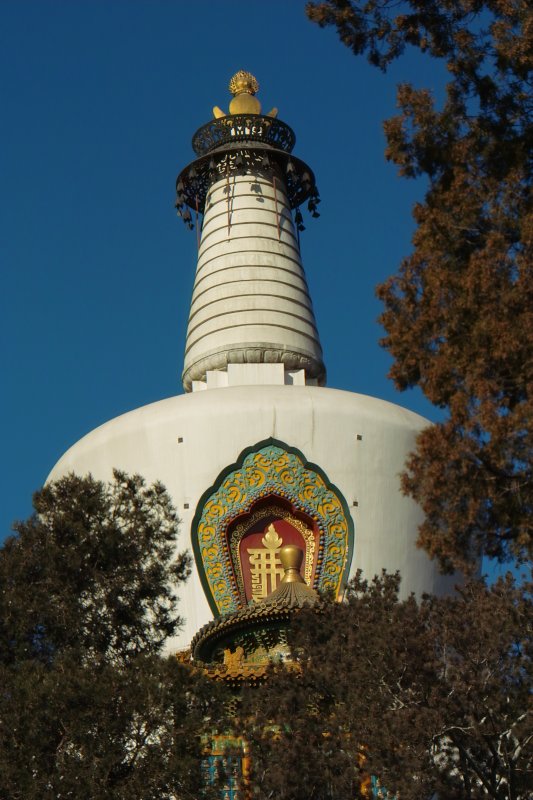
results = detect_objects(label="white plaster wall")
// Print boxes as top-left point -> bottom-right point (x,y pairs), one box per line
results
182,171 -> 325,389
48,386 -> 457,653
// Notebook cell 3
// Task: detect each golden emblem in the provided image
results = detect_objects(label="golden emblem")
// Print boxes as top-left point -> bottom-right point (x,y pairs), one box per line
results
247,523 -> 284,601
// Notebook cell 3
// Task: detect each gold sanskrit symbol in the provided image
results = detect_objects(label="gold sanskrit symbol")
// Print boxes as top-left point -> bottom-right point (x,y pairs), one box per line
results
247,524 -> 284,600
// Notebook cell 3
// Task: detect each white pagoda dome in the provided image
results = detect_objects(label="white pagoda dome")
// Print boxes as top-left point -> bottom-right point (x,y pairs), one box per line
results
48,73 -> 456,652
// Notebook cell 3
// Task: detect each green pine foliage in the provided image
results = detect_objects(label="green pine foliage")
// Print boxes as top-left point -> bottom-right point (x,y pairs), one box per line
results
0,471 -> 228,800
241,571 -> 532,800
306,0 -> 533,573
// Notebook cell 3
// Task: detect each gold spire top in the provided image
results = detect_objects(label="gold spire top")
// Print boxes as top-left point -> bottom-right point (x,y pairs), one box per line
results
229,70 -> 259,96
213,71 -> 278,119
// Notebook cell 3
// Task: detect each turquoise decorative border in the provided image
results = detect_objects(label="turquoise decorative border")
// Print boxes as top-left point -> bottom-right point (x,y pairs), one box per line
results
191,438 -> 354,616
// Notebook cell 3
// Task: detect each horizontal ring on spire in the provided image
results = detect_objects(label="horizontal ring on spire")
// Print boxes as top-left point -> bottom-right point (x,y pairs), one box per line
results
176,148 -> 318,215
192,114 -> 295,156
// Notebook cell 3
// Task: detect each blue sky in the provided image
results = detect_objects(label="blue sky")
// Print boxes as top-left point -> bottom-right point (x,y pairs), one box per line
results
1,1 -> 449,539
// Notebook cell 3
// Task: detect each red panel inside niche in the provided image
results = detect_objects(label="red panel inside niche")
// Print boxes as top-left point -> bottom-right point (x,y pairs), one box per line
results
227,497 -> 319,604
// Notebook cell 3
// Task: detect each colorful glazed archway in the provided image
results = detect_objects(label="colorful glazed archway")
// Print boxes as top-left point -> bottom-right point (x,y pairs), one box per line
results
192,439 -> 354,616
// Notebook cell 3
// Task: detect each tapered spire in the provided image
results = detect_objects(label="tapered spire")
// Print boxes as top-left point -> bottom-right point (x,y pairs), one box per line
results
176,73 -> 326,392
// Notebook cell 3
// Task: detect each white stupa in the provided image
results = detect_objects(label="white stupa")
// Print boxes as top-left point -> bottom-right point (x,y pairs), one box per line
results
49,72 -> 455,651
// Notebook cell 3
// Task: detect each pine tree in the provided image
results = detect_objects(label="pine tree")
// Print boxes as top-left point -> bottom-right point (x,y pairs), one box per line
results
241,572 -> 532,799
0,472 -> 227,800
306,0 -> 533,572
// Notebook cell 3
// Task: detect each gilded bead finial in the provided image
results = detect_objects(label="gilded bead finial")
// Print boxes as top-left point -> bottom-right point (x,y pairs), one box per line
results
213,71 -> 278,119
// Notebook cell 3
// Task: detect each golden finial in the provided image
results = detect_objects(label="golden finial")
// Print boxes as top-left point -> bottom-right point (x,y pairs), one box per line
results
213,71 -> 278,119
229,70 -> 259,97
279,545 -> 305,583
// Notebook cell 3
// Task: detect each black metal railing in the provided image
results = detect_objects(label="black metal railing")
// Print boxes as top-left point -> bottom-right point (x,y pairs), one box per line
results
192,115 -> 296,156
